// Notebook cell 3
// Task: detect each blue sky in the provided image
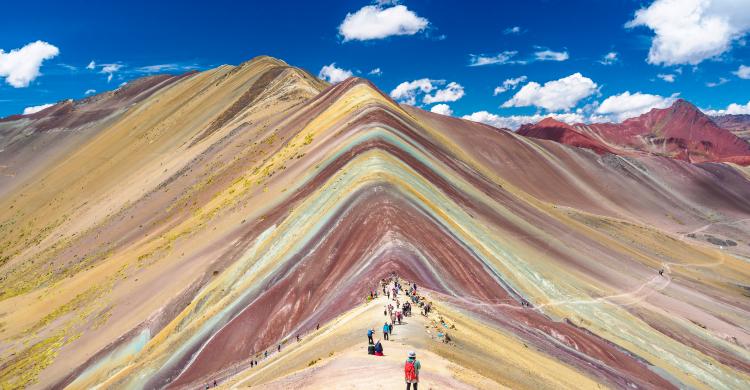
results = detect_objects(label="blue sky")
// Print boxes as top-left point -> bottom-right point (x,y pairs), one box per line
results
1,0 -> 748,127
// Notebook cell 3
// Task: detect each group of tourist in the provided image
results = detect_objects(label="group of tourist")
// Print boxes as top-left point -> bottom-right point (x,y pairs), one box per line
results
365,274 -> 423,389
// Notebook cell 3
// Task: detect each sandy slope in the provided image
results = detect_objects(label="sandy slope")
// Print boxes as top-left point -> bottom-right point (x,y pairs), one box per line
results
220,293 -> 500,389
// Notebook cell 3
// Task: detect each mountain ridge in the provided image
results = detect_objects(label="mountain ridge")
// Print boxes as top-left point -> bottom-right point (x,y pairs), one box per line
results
1,56 -> 749,389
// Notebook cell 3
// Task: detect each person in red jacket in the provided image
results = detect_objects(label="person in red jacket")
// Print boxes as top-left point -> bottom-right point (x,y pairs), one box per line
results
404,351 -> 421,389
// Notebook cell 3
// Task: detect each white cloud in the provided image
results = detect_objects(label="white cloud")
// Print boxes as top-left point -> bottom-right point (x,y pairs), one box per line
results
368,67 -> 382,76
468,51 -> 518,67
534,49 -> 569,61
84,89 -> 96,95
734,64 -> 750,79
389,79 -> 464,105
595,91 -> 678,122
626,0 -> 750,65
430,104 -> 453,116
423,81 -> 464,104
600,51 -> 618,65
390,78 -> 435,105
706,77 -> 729,87
502,73 -> 597,112
100,63 -> 123,82
504,26 -> 523,35
704,100 -> 750,115
23,103 -> 55,115
137,63 -> 198,73
657,73 -> 676,82
462,111 -> 585,130
339,4 -> 429,41
318,63 -> 353,83
0,41 -> 59,88
86,60 -> 96,70
493,76 -> 527,95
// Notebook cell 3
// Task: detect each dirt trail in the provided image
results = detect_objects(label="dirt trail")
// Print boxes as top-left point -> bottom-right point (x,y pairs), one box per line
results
224,290 -> 501,389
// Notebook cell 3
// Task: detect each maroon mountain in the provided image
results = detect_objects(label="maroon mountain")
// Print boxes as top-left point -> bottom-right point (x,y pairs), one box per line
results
519,100 -> 750,164
517,118 -> 613,155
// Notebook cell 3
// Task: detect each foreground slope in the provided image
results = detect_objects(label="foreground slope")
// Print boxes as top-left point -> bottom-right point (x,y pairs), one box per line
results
0,59 -> 749,389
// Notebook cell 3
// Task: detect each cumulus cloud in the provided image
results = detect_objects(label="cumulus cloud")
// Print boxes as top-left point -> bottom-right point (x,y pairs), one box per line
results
318,63 -> 353,83
390,78 -> 435,105
493,76 -> 527,95
734,64 -> 750,79
468,51 -> 518,66
423,81 -> 464,104
600,51 -> 618,65
595,91 -> 678,122
339,4 -> 429,41
534,49 -> 569,61
368,67 -> 382,76
86,60 -> 96,69
23,103 -> 55,115
626,0 -> 750,65
100,63 -> 123,82
462,111 -> 585,130
503,26 -> 523,35
390,79 -> 464,105
706,77 -> 729,87
502,73 -> 597,112
657,73 -> 676,82
430,104 -> 453,116
704,100 -> 750,115
84,89 -> 96,95
0,41 -> 59,88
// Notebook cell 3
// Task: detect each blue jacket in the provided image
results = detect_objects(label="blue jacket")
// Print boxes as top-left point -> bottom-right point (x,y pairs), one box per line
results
368,329 -> 373,337
383,324 -> 389,332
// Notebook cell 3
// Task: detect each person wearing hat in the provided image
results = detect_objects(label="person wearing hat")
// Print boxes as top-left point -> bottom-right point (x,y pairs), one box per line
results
404,351 -> 421,389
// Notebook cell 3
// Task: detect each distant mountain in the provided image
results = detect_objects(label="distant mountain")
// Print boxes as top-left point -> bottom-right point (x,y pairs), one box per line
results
519,99 -> 750,164
712,114 -> 750,142
517,117 -> 612,155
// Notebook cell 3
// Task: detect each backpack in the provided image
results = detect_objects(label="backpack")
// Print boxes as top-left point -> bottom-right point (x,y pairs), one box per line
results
405,360 -> 417,381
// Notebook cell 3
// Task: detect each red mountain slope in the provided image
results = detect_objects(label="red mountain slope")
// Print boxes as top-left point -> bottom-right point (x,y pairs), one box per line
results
517,117 -> 613,155
574,100 -> 750,163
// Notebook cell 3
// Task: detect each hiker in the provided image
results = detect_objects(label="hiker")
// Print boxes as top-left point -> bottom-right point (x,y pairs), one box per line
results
213,380 -> 217,387
317,323 -> 320,330
389,321 -> 394,335
264,351 -> 268,358
383,322 -> 390,340
368,328 -> 374,344
659,269 -> 664,276
368,341 -> 376,355
277,344 -> 281,353
397,311 -> 403,324
405,351 -> 421,390
374,340 -> 384,356
297,334 -> 300,342
251,360 -> 254,368
391,313 -> 397,325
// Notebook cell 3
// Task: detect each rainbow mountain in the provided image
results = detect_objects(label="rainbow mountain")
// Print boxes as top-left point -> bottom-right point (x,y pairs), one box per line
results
1,56 -> 749,389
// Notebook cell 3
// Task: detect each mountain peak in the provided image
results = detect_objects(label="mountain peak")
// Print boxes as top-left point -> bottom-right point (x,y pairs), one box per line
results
536,117 -> 574,128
